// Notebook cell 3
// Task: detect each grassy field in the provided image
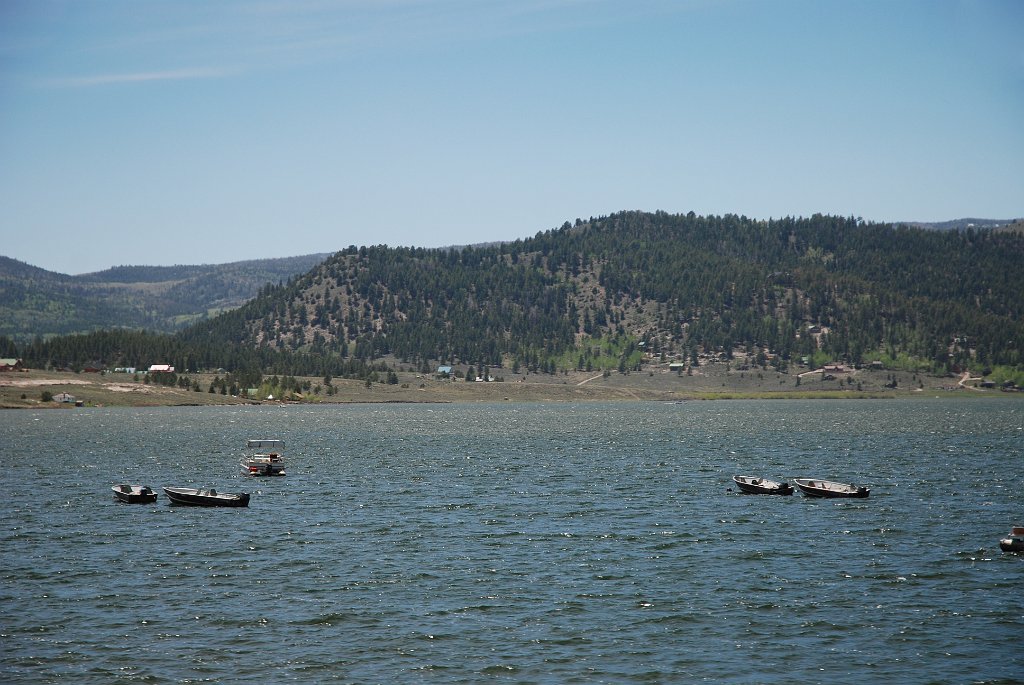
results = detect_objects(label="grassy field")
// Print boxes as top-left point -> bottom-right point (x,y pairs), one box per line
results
0,361 -> 1004,409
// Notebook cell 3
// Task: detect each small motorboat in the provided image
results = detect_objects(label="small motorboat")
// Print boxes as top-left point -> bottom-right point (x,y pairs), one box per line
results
163,487 -> 250,507
793,478 -> 869,498
112,484 -> 158,504
240,438 -> 286,476
999,526 -> 1024,553
732,475 -> 794,495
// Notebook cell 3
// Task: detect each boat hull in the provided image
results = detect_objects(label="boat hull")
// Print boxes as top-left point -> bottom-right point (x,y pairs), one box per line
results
240,459 -> 286,476
793,478 -> 869,498
1000,537 -> 1024,552
163,487 -> 250,507
112,485 -> 157,504
733,475 -> 793,495
1000,529 -> 1024,552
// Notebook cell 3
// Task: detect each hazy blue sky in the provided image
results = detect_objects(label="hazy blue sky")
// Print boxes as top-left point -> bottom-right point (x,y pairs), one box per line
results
2,0 -> 1021,274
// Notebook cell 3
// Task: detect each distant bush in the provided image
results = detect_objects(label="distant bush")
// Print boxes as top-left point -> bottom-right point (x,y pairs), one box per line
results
41,390 -> 53,402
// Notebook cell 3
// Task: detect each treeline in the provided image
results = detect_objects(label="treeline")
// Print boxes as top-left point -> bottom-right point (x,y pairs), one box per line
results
4,330 -> 386,382
4,211 -> 1023,377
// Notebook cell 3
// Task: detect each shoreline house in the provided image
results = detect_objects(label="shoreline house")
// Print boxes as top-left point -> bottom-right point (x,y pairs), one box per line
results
148,364 -> 175,374
0,358 -> 24,372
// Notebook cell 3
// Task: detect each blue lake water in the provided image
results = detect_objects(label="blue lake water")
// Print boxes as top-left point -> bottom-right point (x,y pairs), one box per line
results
2,398 -> 1022,684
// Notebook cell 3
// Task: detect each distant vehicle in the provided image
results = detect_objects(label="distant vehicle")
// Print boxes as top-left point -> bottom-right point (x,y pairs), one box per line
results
732,475 -> 793,495
793,478 -> 869,498
112,484 -> 157,504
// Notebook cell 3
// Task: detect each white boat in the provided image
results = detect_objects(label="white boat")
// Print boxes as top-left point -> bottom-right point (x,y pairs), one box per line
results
732,475 -> 794,495
240,438 -> 286,476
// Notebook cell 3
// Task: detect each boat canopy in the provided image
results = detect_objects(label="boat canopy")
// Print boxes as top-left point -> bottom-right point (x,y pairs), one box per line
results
247,439 -> 285,450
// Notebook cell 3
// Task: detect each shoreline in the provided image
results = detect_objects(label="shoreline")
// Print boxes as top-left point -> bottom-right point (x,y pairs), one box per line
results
1,368 -> 1014,409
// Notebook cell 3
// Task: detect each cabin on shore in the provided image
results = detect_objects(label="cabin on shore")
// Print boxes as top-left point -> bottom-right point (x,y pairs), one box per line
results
0,358 -> 24,372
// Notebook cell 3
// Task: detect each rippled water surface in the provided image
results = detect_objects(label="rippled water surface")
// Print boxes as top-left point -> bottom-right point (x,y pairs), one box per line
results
2,399 -> 1022,683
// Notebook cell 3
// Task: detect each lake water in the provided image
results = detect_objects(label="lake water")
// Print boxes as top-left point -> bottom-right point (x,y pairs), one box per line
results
2,399 -> 1022,684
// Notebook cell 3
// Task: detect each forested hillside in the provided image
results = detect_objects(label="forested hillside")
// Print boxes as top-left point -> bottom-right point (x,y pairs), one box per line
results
8,211 -> 1023,383
0,254 -> 329,341
180,211 -> 1023,373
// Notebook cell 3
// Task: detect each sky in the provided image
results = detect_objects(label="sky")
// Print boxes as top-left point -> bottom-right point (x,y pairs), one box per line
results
1,0 -> 1022,275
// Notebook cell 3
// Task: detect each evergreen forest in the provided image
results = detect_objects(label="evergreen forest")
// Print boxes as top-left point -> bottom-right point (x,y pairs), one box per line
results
5,212 -> 1023,385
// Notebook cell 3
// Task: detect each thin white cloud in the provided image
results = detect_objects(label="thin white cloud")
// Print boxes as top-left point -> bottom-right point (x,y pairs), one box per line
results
28,1 -> 688,89
52,66 -> 236,88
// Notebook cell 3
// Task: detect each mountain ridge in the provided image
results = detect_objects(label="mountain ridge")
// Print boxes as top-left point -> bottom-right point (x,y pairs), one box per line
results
0,253 -> 331,342
5,211 -> 1023,384
172,210 -> 1024,377
899,218 -> 1021,231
